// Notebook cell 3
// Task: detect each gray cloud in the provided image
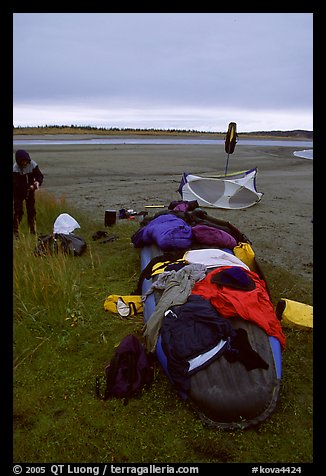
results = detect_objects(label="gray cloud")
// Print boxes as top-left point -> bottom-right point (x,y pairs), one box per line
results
13,13 -> 313,131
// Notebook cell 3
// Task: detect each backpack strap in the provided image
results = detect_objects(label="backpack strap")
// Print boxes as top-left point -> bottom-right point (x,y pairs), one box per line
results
122,352 -> 138,406
104,352 -> 138,405
95,353 -> 122,401
104,353 -> 122,400
129,301 -> 138,317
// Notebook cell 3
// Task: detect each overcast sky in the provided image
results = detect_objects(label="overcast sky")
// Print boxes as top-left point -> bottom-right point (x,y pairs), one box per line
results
13,13 -> 313,132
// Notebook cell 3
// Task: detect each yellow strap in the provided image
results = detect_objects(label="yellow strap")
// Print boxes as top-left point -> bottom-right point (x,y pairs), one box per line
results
151,259 -> 187,276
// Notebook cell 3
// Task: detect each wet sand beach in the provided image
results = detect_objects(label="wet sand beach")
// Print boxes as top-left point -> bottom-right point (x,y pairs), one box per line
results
13,134 -> 313,290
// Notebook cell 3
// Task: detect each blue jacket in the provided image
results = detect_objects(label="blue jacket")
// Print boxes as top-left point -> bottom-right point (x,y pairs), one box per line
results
161,294 -> 235,392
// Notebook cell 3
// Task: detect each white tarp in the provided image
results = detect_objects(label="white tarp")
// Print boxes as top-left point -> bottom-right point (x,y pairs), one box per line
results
53,213 -> 81,234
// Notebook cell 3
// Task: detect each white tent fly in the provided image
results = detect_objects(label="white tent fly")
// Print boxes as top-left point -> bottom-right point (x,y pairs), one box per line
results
178,167 -> 263,210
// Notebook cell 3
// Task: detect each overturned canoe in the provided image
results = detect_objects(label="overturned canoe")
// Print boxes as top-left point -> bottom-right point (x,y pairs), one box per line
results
178,167 -> 263,209
138,211 -> 283,430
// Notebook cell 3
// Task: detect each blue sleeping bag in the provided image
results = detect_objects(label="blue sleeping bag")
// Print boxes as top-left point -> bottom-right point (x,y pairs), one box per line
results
132,214 -> 193,251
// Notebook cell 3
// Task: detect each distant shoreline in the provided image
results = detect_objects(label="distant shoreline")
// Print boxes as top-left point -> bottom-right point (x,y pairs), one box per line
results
13,126 -> 313,141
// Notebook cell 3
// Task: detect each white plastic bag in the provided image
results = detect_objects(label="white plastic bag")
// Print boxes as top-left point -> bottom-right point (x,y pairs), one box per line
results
53,213 -> 81,234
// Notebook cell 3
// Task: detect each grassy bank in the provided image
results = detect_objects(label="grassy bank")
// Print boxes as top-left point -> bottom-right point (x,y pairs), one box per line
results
13,191 -> 313,463
13,125 -> 313,140
13,126 -> 225,138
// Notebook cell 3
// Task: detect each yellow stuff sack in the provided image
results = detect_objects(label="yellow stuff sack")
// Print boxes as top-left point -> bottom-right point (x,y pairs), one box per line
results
104,294 -> 143,318
233,242 -> 256,270
276,298 -> 313,329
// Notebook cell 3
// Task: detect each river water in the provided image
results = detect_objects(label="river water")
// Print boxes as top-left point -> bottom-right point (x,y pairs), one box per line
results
13,137 -> 313,159
13,138 -> 313,147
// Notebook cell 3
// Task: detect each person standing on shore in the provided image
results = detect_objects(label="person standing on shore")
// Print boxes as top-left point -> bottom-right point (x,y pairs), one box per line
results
13,149 -> 44,238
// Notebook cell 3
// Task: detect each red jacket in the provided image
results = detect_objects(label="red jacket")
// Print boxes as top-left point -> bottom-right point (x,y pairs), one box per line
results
191,266 -> 286,350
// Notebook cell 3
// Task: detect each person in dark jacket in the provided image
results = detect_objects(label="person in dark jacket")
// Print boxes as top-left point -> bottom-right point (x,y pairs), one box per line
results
13,149 -> 44,237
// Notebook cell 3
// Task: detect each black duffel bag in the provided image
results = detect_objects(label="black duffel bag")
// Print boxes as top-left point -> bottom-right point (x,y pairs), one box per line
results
34,233 -> 87,257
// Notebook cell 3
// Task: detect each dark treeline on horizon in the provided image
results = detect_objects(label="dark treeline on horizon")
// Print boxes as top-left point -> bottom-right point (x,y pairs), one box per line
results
13,124 -> 313,139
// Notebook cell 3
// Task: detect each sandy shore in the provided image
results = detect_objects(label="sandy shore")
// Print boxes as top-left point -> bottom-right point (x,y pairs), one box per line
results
13,134 -> 313,290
